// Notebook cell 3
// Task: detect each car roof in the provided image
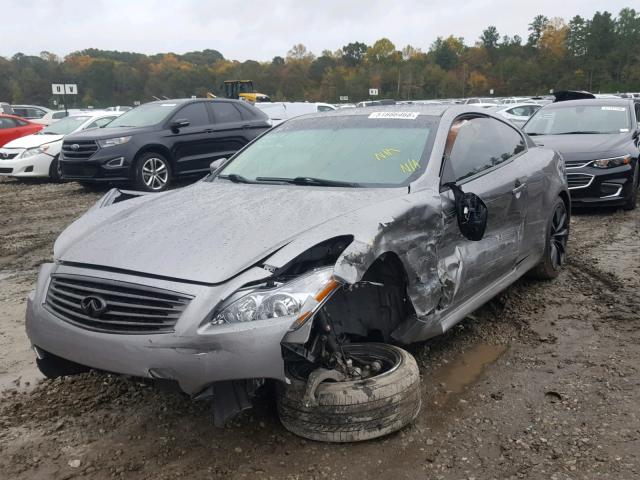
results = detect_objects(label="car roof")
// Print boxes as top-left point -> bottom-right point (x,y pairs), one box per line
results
0,113 -> 33,121
290,103 -> 489,121
543,98 -> 633,108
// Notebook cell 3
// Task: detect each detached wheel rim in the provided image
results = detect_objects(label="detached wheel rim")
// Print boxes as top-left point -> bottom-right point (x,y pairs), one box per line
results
141,157 -> 168,190
550,203 -> 568,269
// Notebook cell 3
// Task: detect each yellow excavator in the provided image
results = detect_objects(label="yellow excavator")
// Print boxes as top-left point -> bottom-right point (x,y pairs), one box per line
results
218,80 -> 271,103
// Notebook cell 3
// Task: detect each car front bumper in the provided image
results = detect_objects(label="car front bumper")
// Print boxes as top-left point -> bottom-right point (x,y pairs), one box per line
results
0,150 -> 54,177
60,145 -> 132,182
567,163 -> 635,206
26,263 -> 293,395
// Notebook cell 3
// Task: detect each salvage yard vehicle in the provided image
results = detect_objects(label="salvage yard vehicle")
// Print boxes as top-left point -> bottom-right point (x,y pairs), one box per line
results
489,103 -> 542,127
26,105 -> 570,442
524,98 -> 640,210
0,111 -> 121,180
59,98 -> 272,192
11,104 -> 52,120
0,113 -> 43,147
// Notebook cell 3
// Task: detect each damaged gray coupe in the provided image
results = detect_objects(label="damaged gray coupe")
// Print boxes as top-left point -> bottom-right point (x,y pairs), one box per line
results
26,105 -> 570,442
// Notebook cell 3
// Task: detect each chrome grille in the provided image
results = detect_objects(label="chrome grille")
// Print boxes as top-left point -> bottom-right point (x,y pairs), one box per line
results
567,173 -> 594,190
61,140 -> 98,160
45,274 -> 192,334
565,159 -> 591,168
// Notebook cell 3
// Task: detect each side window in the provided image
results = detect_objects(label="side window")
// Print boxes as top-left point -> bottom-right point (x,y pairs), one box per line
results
211,102 -> 243,123
635,103 -> 640,127
317,105 -> 334,112
12,108 -> 27,117
0,118 -> 12,129
172,102 -> 209,127
508,106 -> 527,116
444,117 -> 526,183
15,118 -> 28,126
52,112 -> 67,119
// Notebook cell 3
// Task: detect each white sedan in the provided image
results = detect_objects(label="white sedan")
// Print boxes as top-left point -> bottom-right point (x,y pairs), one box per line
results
490,103 -> 542,127
0,111 -> 120,180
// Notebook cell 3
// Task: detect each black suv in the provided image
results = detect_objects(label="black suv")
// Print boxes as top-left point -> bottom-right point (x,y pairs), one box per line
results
60,99 -> 271,191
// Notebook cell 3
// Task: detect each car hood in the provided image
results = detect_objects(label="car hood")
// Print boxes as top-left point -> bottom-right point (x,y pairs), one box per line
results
1,133 -> 63,149
56,181 -> 406,284
65,125 -> 154,141
531,133 -> 631,161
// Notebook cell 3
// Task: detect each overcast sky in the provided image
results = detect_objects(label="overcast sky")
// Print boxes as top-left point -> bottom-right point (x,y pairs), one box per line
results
2,0 -> 633,61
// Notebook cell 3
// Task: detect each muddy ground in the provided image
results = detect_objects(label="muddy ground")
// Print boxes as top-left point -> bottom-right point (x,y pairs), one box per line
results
0,176 -> 638,480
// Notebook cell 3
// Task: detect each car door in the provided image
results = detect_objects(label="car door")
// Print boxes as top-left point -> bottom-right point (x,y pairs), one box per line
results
0,117 -> 27,146
437,116 -> 528,305
206,101 -> 253,161
167,102 -> 217,175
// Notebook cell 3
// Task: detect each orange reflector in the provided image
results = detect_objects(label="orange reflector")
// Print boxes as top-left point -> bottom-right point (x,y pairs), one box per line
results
315,278 -> 339,302
290,278 -> 340,331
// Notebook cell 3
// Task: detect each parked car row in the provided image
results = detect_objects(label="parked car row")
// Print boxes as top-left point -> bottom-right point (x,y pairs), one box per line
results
0,111 -> 122,180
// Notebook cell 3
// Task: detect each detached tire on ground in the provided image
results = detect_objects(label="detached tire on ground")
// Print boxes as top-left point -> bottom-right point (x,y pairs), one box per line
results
277,343 -> 421,442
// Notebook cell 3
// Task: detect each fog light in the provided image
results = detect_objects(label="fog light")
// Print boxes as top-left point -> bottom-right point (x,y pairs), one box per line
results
24,166 -> 34,172
105,157 -> 125,168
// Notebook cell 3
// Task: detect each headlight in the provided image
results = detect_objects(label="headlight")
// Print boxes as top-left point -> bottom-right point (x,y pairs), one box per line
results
591,155 -> 632,169
20,145 -> 50,159
211,267 -> 340,330
97,136 -> 131,148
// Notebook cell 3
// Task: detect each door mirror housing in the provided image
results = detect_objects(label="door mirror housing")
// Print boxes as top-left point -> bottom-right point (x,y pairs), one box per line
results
209,157 -> 226,175
444,182 -> 488,241
170,119 -> 190,131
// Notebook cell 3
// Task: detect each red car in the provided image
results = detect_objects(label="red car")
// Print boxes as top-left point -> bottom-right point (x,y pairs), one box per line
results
0,114 -> 43,147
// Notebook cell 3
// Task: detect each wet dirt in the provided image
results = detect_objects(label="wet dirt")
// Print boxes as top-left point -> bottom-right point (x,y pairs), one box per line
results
0,176 -> 639,479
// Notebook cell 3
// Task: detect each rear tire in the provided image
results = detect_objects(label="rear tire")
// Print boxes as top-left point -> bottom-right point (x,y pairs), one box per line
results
529,197 -> 569,280
277,343 -> 421,442
134,152 -> 171,192
622,162 -> 638,211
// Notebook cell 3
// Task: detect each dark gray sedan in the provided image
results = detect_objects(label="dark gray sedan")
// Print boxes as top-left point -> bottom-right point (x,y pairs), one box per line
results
26,105 -> 570,442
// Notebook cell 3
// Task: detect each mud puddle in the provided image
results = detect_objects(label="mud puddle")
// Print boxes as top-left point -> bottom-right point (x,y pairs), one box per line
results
431,343 -> 507,406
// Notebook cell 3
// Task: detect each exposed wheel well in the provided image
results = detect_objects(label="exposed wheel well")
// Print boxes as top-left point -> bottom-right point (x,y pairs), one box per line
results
322,252 -> 413,343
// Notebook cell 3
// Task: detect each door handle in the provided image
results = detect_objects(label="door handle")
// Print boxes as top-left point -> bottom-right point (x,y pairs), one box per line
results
204,128 -> 214,133
242,124 -> 251,129
512,181 -> 527,196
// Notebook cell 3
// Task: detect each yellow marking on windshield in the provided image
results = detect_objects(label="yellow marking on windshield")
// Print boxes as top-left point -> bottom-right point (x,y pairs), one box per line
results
374,148 -> 401,161
400,159 -> 420,173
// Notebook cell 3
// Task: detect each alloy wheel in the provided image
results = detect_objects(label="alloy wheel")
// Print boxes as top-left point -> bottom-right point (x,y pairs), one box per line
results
549,203 -> 569,269
141,157 -> 168,190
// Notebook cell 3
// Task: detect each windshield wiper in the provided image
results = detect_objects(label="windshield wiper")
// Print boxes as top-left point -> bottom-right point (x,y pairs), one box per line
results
256,176 -> 360,187
218,173 -> 254,184
557,131 -> 601,135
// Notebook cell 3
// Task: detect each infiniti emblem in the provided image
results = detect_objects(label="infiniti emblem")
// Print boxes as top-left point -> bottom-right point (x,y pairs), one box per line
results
70,144 -> 80,151
80,295 -> 108,318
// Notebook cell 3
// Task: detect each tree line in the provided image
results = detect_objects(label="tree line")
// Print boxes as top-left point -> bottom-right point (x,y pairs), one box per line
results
1,8 -> 639,108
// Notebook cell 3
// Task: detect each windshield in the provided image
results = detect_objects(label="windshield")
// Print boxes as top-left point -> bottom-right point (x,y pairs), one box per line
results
524,104 -> 631,135
214,114 -> 436,187
106,102 -> 176,128
41,116 -> 90,135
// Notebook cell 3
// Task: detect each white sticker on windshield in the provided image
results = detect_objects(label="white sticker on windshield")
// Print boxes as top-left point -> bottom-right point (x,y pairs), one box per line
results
368,112 -> 420,120
161,103 -> 177,107
601,106 -> 625,111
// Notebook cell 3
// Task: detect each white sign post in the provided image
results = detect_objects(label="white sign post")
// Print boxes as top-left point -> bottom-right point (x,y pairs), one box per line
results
369,88 -> 379,96
52,83 -> 78,114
